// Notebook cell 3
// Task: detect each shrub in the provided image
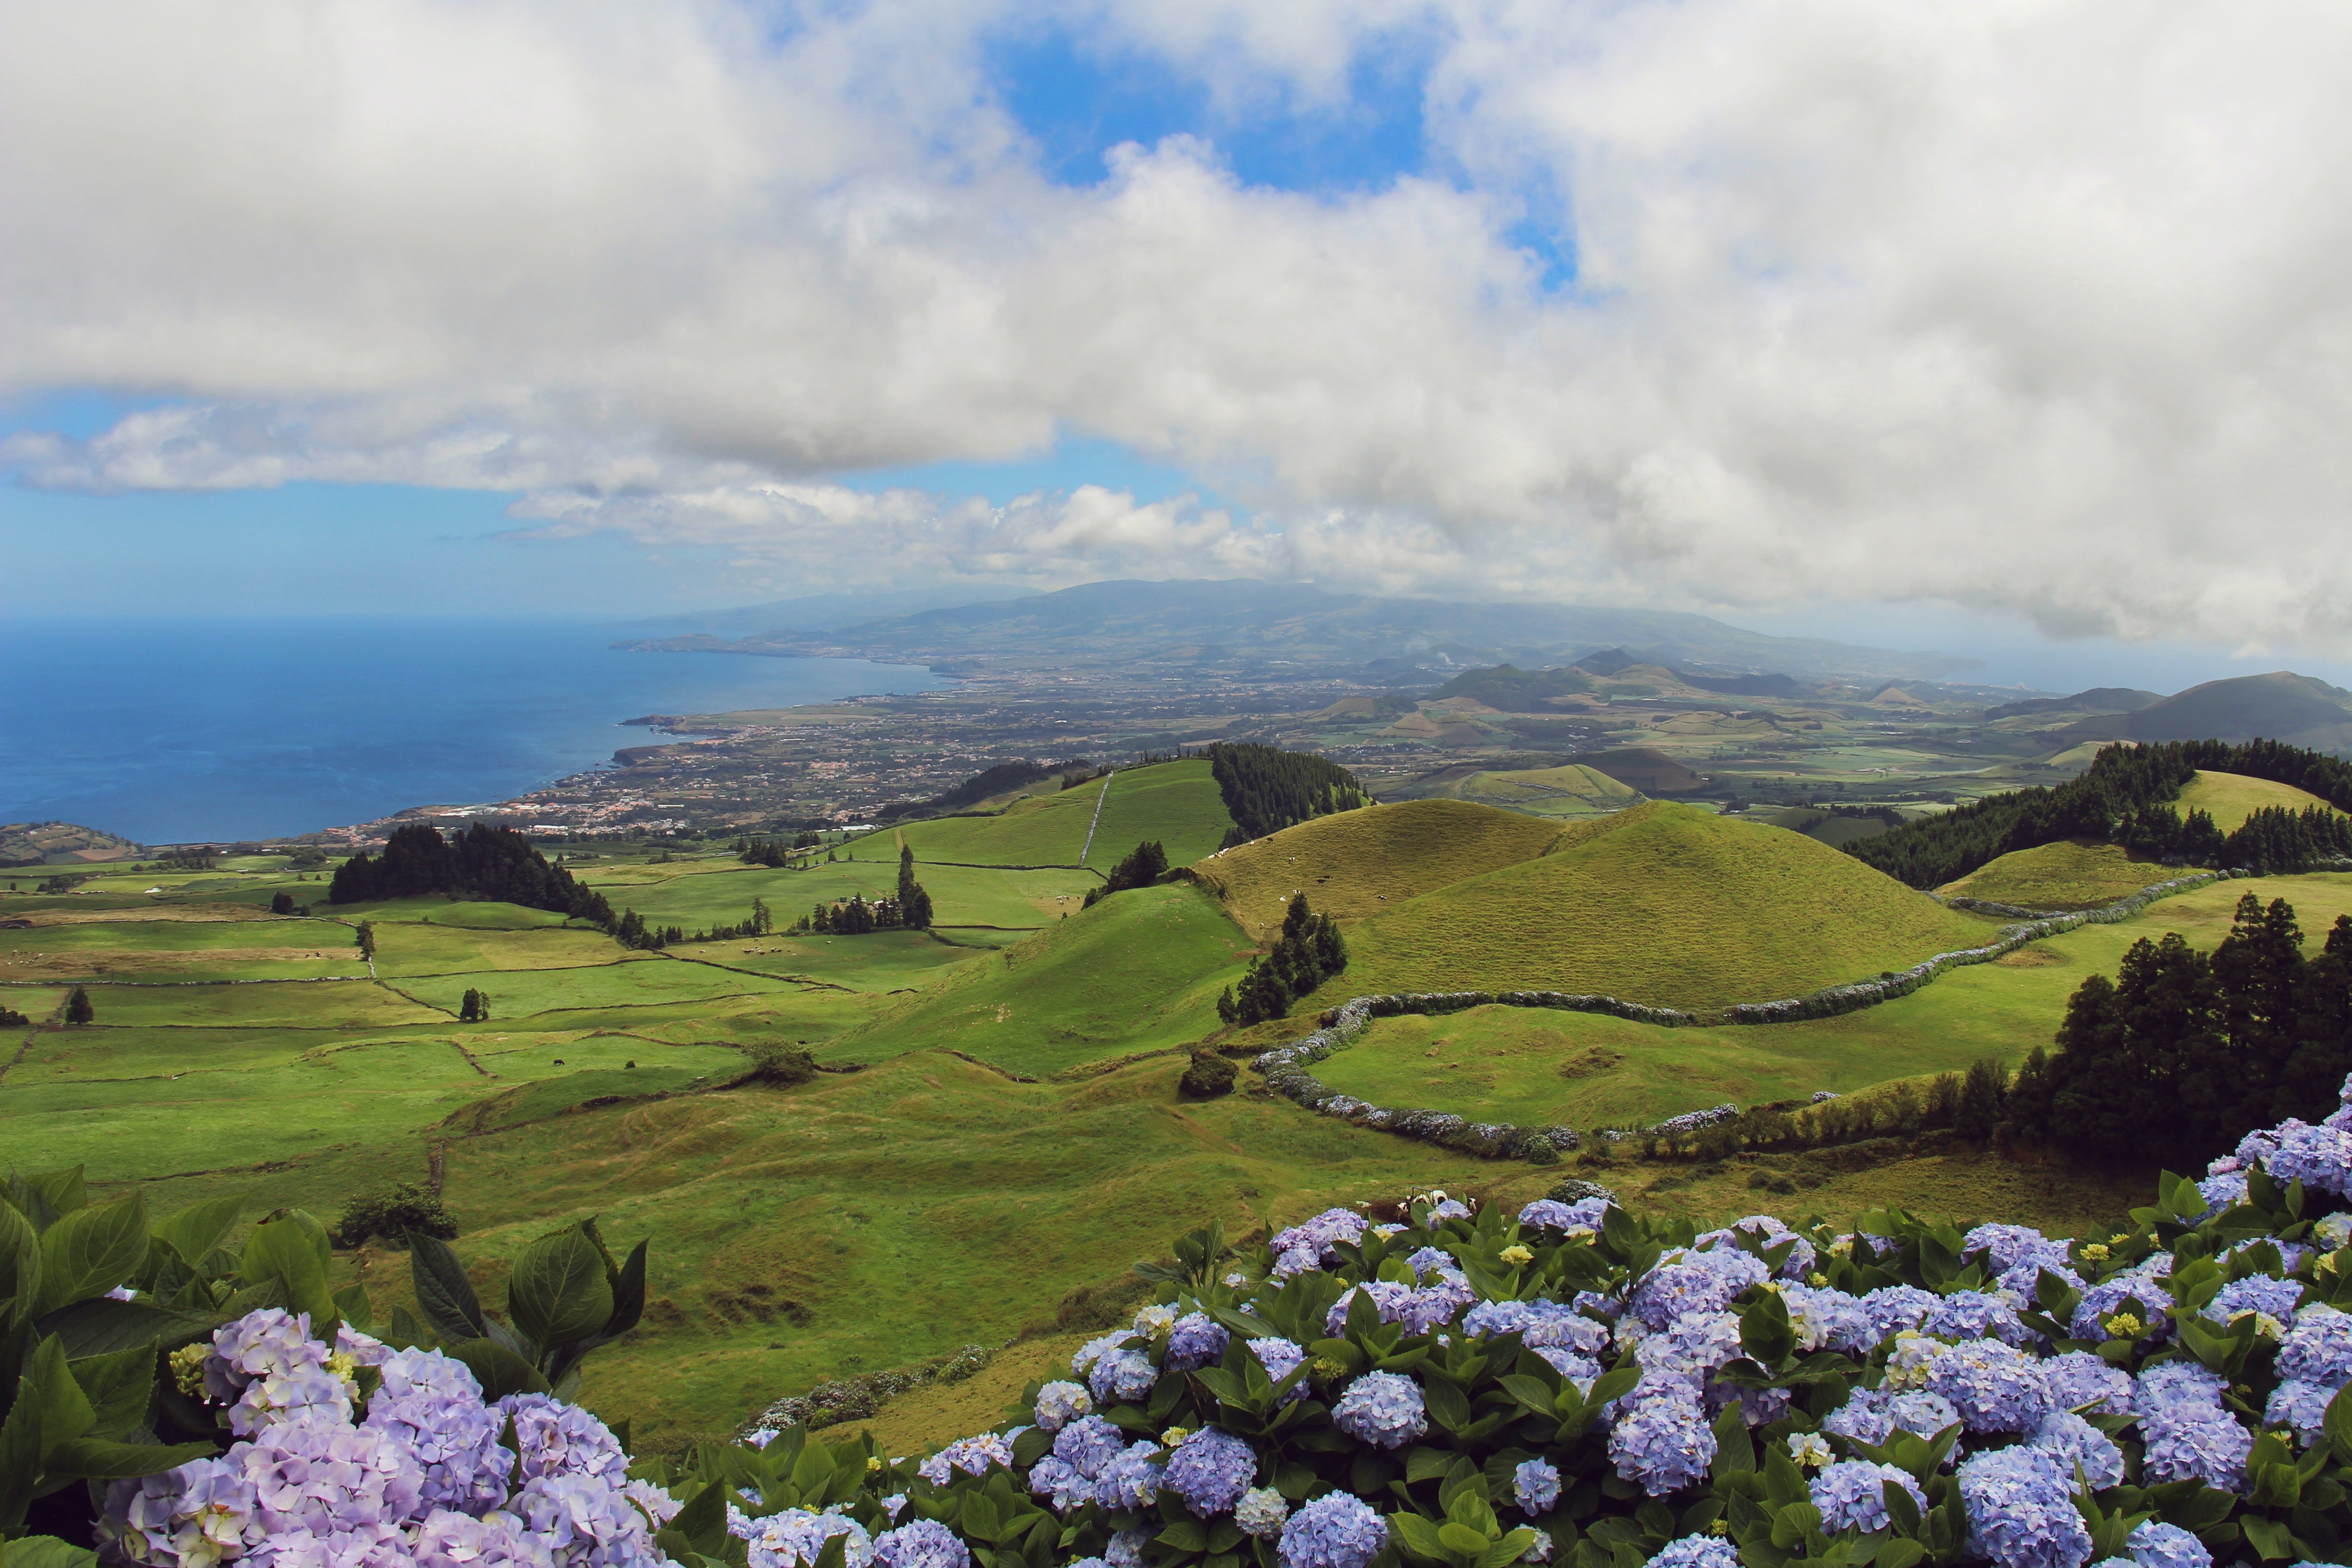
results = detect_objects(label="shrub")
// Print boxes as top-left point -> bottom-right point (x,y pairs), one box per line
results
270,891 -> 296,915
334,1181 -> 459,1248
64,985 -> 93,1024
745,1041 -> 817,1084
1955,1055 -> 2009,1141
1178,1052 -> 1236,1099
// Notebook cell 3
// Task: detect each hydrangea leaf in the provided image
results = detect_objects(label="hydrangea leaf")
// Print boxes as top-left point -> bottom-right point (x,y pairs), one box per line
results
509,1225 -> 614,1351
32,1194 -> 146,1320
0,1537 -> 99,1568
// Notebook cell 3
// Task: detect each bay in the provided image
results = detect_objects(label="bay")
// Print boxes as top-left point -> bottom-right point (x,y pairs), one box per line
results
0,616 -> 947,843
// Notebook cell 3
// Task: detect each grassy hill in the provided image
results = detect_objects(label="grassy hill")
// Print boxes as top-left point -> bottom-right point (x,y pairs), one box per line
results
896,759 -> 1235,870
1938,839 -> 2168,910
1190,799 -> 1563,940
1454,764 -> 1641,818
2177,769 -> 2348,833
2115,672 -> 2352,748
1330,803 -> 2001,1009
1567,748 -> 1705,794
827,883 -> 1249,1075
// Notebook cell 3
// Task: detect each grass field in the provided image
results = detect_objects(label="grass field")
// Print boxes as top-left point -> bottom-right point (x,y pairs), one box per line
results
828,884 -> 1250,1074
1938,839 -> 2167,909
2178,769 -> 2348,832
896,760 -> 1235,870
1328,803 -> 2002,1009
1191,799 -> 1562,938
897,779 -> 1108,867
1453,764 -> 1640,818
1082,760 -> 1238,867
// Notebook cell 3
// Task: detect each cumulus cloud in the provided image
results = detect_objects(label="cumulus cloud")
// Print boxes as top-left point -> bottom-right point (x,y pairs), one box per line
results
4,0 -> 2351,647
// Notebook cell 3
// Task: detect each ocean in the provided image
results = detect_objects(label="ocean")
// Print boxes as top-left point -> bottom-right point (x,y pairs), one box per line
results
0,616 -> 949,843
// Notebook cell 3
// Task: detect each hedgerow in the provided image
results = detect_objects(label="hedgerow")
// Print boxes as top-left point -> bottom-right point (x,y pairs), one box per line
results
35,1073 -> 2352,1568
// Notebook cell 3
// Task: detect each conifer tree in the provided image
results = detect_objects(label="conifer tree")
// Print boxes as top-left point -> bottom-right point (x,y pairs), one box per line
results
65,985 -> 94,1025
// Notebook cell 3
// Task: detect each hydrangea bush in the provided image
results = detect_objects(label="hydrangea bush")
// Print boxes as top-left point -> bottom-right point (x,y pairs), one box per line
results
57,1076 -> 2352,1568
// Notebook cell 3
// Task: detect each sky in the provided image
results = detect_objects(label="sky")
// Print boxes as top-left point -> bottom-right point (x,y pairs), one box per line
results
5,1 -> 2352,690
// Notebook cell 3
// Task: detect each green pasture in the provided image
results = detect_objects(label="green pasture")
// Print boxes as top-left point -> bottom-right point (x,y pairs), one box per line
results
832,884 -> 1250,1074
667,930 -> 1017,995
1082,759 -> 1237,867
371,921 -> 632,977
391,956 -> 803,1020
69,980 -> 449,1030
328,897 -> 578,929
1330,804 -> 2003,1009
1939,840 -> 2168,909
2178,769 -> 2348,833
580,858 -> 1097,933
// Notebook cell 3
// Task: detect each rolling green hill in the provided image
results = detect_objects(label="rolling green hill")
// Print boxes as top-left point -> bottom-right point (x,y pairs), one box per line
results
2177,769 -> 2348,833
1938,839 -> 2166,910
1330,802 -> 2002,1009
828,882 -> 1250,1075
1190,799 -> 1564,940
1454,764 -> 1641,818
894,760 -> 1234,870
1083,759 -> 1239,867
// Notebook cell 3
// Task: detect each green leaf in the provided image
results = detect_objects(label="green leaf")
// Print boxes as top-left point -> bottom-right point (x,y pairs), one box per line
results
33,1298 -> 222,1360
1158,1520 -> 1209,1553
2325,1384 -> 2352,1466
605,1240 -> 648,1337
33,1194 -> 148,1319
509,1225 -> 614,1350
11,1169 -> 89,1228
2239,1517 -> 2295,1562
24,1335 -> 97,1449
1710,1406 -> 1754,1478
1390,1513 -> 1449,1563
239,1217 -> 338,1330
45,1436 -> 220,1481
66,1346 -> 154,1441
152,1197 -> 245,1273
0,1537 -> 101,1568
1424,1377 -> 1472,1433
1438,1523 -> 1493,1557
1476,1531 -> 1539,1568
407,1231 -> 488,1343
1876,1542 -> 1924,1568
0,1200 -> 39,1333
443,1336 -> 551,1399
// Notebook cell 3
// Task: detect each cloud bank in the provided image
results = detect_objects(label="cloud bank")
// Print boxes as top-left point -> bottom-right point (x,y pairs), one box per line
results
5,0 -> 2351,646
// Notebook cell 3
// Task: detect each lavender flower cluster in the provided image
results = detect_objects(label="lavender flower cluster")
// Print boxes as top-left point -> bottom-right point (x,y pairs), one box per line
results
99,1311 -> 671,1568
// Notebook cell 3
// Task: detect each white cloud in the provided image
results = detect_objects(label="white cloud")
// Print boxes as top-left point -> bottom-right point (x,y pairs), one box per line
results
5,0 -> 2352,649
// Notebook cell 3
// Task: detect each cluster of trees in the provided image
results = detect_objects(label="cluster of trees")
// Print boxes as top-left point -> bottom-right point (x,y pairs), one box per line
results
268,892 -> 311,916
2001,893 -> 2352,1166
0,1004 -> 30,1027
737,832 -> 823,867
1217,894 -> 1347,1028
793,848 -> 934,935
1083,841 -> 1167,909
456,988 -> 492,1022
329,823 -> 616,926
1848,738 -> 2352,887
1209,743 -> 1370,846
333,1181 -> 458,1248
612,911 -> 688,951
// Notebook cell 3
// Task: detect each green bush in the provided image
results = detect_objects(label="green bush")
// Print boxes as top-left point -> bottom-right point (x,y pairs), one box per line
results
1176,1052 -> 1236,1099
335,1181 -> 458,1249
745,1042 -> 817,1084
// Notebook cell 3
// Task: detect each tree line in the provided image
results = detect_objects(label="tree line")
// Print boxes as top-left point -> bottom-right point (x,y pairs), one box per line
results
1994,892 -> 2352,1166
736,832 -> 822,867
1217,893 -> 1348,1028
1208,742 -> 1370,847
1846,738 -> 2352,888
329,823 -> 616,924
790,847 -> 934,935
1083,840 -> 1167,908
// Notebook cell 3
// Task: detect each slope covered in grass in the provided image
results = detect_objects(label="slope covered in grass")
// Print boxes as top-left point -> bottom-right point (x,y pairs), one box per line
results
1190,799 -> 1563,940
897,760 -> 1236,870
1083,759 -> 1238,867
1333,803 -> 2001,1009
2178,769 -> 2348,833
1938,839 -> 2165,909
897,779 -> 1107,866
1455,764 -> 1640,818
830,884 -> 1248,1074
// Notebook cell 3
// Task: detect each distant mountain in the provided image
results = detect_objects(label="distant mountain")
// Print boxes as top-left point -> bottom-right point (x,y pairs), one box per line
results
1428,665 -> 1595,711
1573,647 -> 1641,676
621,579 -> 1978,682
1984,687 -> 2163,721
1,820 -> 141,867
2115,672 -> 2352,749
1679,671 -> 1801,697
622,586 -> 1042,637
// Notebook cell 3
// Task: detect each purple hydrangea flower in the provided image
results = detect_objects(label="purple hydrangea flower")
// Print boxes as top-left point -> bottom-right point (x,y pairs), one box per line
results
1095,1443 -> 1165,1511
1884,1391 -> 1963,1442
916,1432 -> 1014,1486
1696,1216 -> 1815,1279
2028,1411 -> 2125,1490
1326,1281 -> 1417,1336
2195,1172 -> 2250,1224
1164,1314 -> 1230,1372
1247,1338 -> 1307,1401
413,1506 -> 550,1568
1608,1384 -> 1715,1495
2204,1275 -> 2303,1331
1956,1447 -> 2092,1568
100,1457 -> 265,1568
496,1395 -> 628,1487
205,1309 -> 327,1401
1026,1455 -> 1094,1514
1644,1538 -> 1740,1568
1779,1285 -> 1874,1354
1927,1339 -> 2052,1433
375,1348 -> 483,1403
2137,1361 -> 2227,1415
873,1519 -> 970,1568
2266,1379 -> 2334,1445
1273,1245 -> 1324,1279
1052,1415 -> 1127,1479
236,1415 -> 429,1537
1405,1246 -> 1452,1277
1426,1199 -> 1471,1228
2141,1402 -> 2252,1492
2071,1274 -> 2171,1344
1533,1345 -> 1602,1382
1270,1209 -> 1369,1263
1627,1251 -> 1768,1330
1514,1458 -> 1561,1515
1519,1198 -> 1607,1233
1088,1348 -> 1158,1405
230,1365 -> 354,1437
1809,1460 -> 1926,1533
1104,1533 -> 1147,1568
364,1385 -> 514,1515
1964,1225 -> 2066,1275
1821,1387 -> 1896,1446
1164,1428 -> 1256,1515
2278,1305 -> 2352,1387
2124,1521 -> 2211,1568
1331,1371 -> 1427,1449
1927,1291 -> 2032,1348
2044,1351 -> 2135,1416
1858,1285 -> 1940,1346
1033,1381 -> 1092,1432
1463,1299 -> 1609,1355
2265,1122 -> 2352,1197
736,1506 -> 872,1568
1276,1492 -> 1387,1568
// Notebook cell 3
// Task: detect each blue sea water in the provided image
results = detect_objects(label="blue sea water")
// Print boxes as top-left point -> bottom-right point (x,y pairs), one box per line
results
0,617 -> 948,843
